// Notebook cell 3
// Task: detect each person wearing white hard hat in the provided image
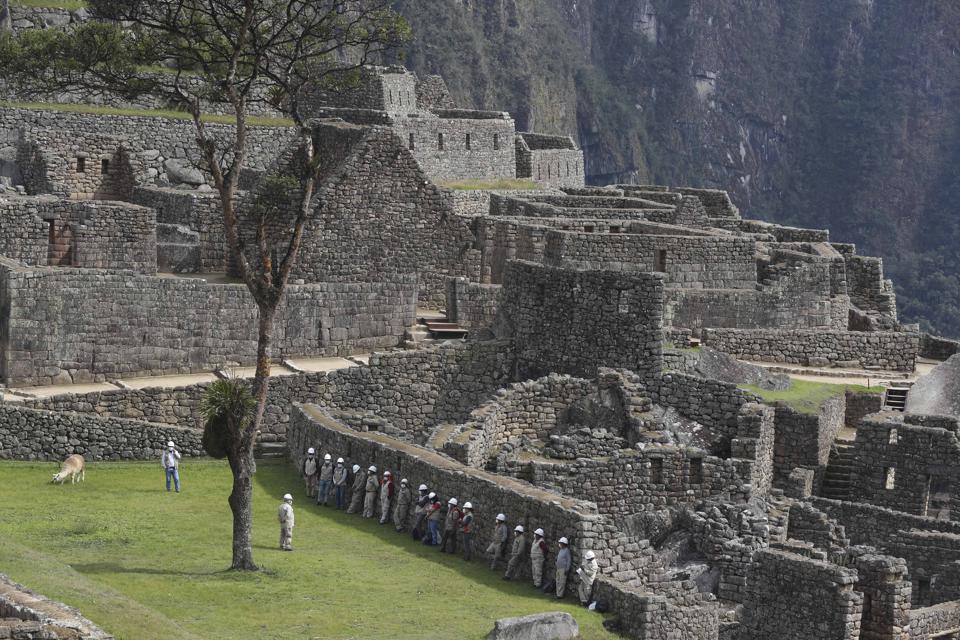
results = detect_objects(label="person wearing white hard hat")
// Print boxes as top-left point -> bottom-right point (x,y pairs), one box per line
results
378,471 -> 395,525
301,448 -> 319,499
362,465 -> 379,518
277,493 -> 295,551
487,513 -> 509,570
530,527 -> 548,588
332,458 -> 348,509
411,483 -> 430,539
503,525 -> 527,580
393,478 -> 412,532
347,464 -> 365,514
422,492 -> 442,546
440,497 -> 462,554
161,440 -> 182,493
459,501 -> 475,561
576,550 -> 599,605
317,453 -> 334,507
555,537 -> 571,599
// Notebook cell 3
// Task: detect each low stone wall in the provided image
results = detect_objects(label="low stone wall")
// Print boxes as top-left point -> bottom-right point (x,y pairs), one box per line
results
771,395 -> 845,491
920,333 -> 960,361
0,404 -> 203,461
0,574 -> 113,640
810,497 -> 960,550
592,580 -> 718,640
702,329 -> 918,372
0,259 -> 417,386
910,601 -> 960,639
650,372 -> 757,445
738,548 -> 862,640
845,390 -> 884,429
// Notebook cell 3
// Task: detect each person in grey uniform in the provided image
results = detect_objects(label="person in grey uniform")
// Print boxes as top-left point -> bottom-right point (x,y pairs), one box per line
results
332,458 -> 348,509
555,537 -> 571,599
362,465 -> 379,518
411,484 -> 430,540
317,453 -> 334,506
530,527 -> 548,588
394,478 -> 412,532
347,464 -> 365,514
503,525 -> 527,580
487,513 -> 509,570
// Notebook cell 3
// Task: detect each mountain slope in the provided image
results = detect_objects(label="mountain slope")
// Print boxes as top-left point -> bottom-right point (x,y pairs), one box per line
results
393,0 -> 960,337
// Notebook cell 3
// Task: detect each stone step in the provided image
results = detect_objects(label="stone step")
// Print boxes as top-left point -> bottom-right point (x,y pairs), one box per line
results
254,441 -> 287,460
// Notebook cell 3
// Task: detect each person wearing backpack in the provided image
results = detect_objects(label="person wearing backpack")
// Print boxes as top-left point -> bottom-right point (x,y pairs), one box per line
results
440,497 -> 462,554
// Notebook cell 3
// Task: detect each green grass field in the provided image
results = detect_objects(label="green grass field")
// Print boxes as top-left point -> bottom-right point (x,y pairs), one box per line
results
740,379 -> 883,414
0,460 -> 615,640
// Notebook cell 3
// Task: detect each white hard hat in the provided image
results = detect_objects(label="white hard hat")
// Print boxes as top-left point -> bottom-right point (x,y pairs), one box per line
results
585,550 -> 596,560
428,492 -> 437,499
496,513 -> 506,522
337,457 -> 344,463
167,440 -> 175,447
401,478 -> 408,484
283,493 -> 293,501
368,465 -> 377,473
559,537 -> 569,545
352,464 -> 360,473
534,528 -> 545,537
307,447 -> 315,454
448,497 -> 458,506
384,470 -> 392,476
418,484 -> 428,491
463,501 -> 473,509
514,525 -> 524,533
324,453 -> 332,460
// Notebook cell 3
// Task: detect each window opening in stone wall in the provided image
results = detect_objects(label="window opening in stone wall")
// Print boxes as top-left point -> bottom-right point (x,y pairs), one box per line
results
609,226 -> 621,234
584,225 -> 594,233
535,283 -> 545,304
557,163 -> 561,178
493,134 -> 500,150
409,133 -> 415,150
888,427 -> 898,444
465,133 -> 471,150
547,164 -> 551,178
76,157 -> 86,173
438,133 -> 444,150
861,594 -> 872,630
566,162 -> 570,176
655,249 -> 667,272
389,90 -> 393,104
101,159 -> 110,174
884,467 -> 896,490
924,475 -> 952,519
537,165 -> 541,179
617,289 -> 630,314
398,92 -> 402,106
690,458 -> 703,484
917,578 -> 931,605
650,458 -> 664,484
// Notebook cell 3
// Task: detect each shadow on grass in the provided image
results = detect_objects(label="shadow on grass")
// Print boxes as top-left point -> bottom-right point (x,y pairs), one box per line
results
72,562 -> 224,577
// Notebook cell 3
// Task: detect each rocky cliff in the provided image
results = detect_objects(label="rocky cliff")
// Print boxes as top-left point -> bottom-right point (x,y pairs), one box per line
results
394,0 -> 960,337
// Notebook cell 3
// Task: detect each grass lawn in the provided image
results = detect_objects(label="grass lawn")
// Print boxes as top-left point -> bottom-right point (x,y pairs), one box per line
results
0,101 -> 294,128
740,378 -> 884,414
0,460 -> 616,640
9,0 -> 87,9
437,178 -> 543,191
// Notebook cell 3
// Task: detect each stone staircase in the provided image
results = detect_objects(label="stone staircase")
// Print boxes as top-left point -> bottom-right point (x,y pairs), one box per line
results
47,222 -> 73,266
254,440 -> 287,461
819,441 -> 856,501
404,312 -> 468,346
883,386 -> 910,412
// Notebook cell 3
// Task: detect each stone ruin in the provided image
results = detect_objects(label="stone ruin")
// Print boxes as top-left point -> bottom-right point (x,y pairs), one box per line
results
3,5 -> 960,640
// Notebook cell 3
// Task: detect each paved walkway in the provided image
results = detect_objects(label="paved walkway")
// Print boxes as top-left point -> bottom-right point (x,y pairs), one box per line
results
744,359 -> 938,388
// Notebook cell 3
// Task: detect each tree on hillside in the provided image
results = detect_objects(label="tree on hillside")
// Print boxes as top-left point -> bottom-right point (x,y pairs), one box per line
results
0,0 -> 409,570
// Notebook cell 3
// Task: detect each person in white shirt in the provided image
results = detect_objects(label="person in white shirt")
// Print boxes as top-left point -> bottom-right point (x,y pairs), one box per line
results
161,440 -> 182,493
278,494 -> 295,551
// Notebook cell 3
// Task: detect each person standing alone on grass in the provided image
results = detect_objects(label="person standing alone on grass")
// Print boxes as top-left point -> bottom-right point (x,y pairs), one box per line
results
302,448 -> 319,499
378,470 -> 395,524
362,466 -> 379,518
347,464 -> 365,514
162,440 -> 181,493
333,458 -> 348,509
278,493 -> 295,551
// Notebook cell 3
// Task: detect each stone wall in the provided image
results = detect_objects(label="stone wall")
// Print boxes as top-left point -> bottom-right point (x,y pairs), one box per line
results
849,414 -> 960,518
920,333 -> 960,361
702,329 -> 919,372
909,601 -> 960,639
445,277 -> 501,330
593,580 -> 719,640
846,254 -> 898,319
649,372 -> 757,445
0,259 -> 416,386
497,260 -> 663,381
515,134 -> 585,189
390,114 -> 518,182
738,548 -> 862,640
846,391 -> 885,428
0,197 -> 51,265
0,573 -> 113,640
131,187 -> 225,271
0,403 -> 203,461
543,230 -> 757,289
772,395 -> 846,490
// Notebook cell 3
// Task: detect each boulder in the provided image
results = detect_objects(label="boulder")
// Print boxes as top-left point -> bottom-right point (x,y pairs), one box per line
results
905,353 -> 960,418
486,612 -> 579,640
163,159 -> 205,186
684,347 -> 790,390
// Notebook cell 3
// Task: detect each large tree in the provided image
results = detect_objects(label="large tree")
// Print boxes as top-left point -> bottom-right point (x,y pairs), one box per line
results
0,0 -> 408,570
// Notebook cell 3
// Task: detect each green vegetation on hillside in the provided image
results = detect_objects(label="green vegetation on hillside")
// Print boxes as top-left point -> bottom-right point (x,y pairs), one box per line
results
740,379 -> 884,414
0,101 -> 294,127
0,460 -> 616,640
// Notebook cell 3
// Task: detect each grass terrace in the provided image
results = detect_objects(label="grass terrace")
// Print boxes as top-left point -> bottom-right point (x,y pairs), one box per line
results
438,178 -> 543,191
740,378 -> 884,414
9,0 -> 87,8
0,101 -> 295,127
0,460 -> 616,640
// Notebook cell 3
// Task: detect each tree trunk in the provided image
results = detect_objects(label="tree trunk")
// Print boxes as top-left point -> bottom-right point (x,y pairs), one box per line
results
227,445 -> 257,571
